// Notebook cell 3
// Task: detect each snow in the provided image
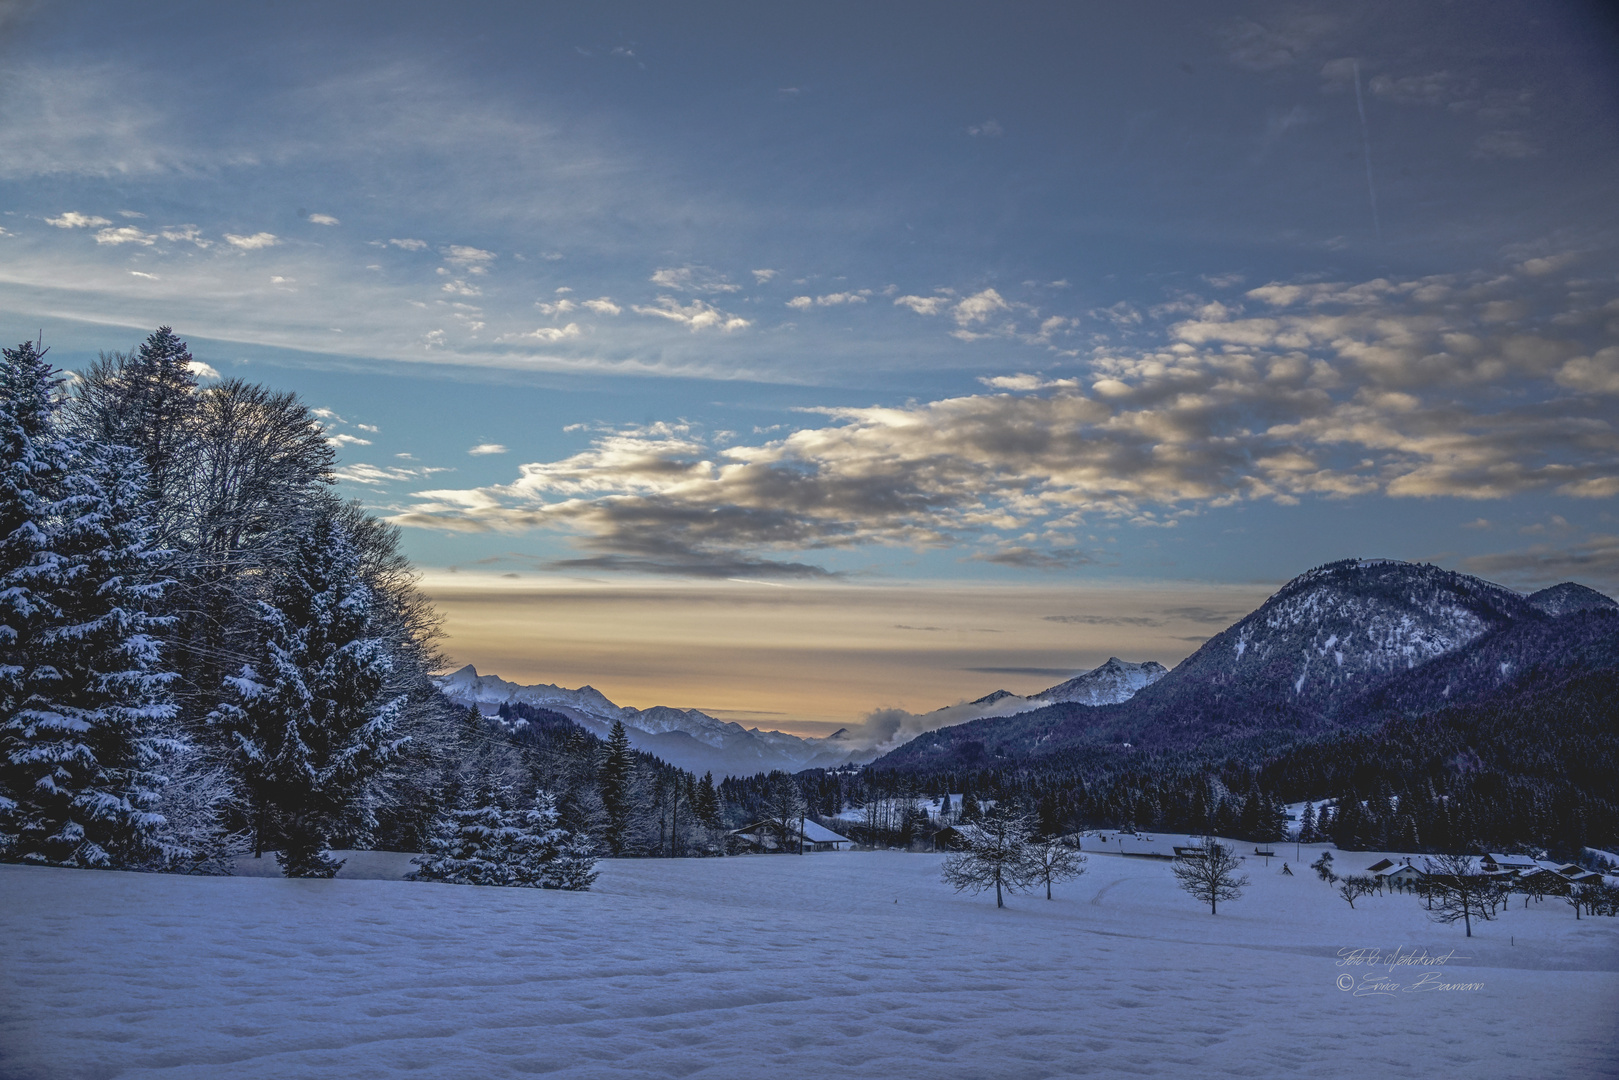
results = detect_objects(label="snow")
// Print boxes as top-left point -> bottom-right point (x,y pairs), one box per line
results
2,846 -> 1616,1080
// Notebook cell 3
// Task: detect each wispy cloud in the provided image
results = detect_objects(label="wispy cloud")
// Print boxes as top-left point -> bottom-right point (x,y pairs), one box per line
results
95,226 -> 154,246
224,232 -> 279,250
649,266 -> 740,293
632,297 -> 750,333
469,443 -> 509,456
46,211 -> 111,228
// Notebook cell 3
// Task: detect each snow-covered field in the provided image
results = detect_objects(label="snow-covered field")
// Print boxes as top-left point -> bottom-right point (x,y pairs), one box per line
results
3,843 -> 1617,1080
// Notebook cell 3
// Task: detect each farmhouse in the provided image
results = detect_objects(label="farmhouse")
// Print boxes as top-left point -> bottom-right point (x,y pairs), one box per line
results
729,819 -> 852,854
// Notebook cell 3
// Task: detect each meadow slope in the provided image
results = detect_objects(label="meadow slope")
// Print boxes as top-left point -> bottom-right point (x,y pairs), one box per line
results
2,845 -> 1616,1080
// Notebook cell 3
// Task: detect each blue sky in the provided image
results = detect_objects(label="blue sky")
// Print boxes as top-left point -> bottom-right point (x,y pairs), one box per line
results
3,2 -> 1618,721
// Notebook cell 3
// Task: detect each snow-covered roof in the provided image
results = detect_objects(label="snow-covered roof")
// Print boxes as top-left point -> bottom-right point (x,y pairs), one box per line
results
800,820 -> 852,844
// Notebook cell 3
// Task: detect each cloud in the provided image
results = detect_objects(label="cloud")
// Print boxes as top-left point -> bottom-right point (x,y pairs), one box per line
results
752,269 -> 778,283
469,444 -> 509,456
894,295 -> 949,316
975,546 -> 1096,570
582,297 -> 621,315
967,119 -> 1003,138
185,360 -> 220,380
389,264 -> 1619,577
306,213 -> 340,226
632,297 -> 750,333
648,266 -> 741,293
953,289 -> 1010,326
978,374 -> 1083,392
535,298 -> 576,315
335,462 -> 451,486
389,238 -> 427,250
327,433 -> 372,446
159,224 -> 209,247
1044,614 -> 1162,627
503,323 -> 580,343
93,226 -> 155,245
788,291 -> 867,309
224,232 -> 280,250
1554,347 -> 1619,395
1461,536 -> 1619,592
443,245 -> 497,271
441,279 -> 482,297
46,212 -> 111,228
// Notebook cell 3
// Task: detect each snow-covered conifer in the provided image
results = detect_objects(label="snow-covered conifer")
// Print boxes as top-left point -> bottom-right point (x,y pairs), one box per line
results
0,340 -> 72,855
7,442 -> 179,867
412,794 -> 515,886
413,788 -> 598,889
211,507 -> 406,877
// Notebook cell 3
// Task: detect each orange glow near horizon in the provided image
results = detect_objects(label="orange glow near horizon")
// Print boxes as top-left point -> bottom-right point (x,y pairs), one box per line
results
422,575 -> 1278,736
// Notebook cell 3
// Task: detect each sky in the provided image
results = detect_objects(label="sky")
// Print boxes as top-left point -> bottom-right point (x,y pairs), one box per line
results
2,1 -> 1618,732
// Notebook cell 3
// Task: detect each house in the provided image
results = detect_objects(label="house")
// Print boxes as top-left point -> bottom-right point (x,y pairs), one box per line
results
1384,864 -> 1427,892
728,819 -> 852,854
1365,858 -> 1396,874
1173,842 -> 1229,859
1481,853 -> 1538,874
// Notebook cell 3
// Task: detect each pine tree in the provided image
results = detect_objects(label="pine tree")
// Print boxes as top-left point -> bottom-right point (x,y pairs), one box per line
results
599,719 -> 632,854
7,443 -> 178,867
211,508 -> 406,877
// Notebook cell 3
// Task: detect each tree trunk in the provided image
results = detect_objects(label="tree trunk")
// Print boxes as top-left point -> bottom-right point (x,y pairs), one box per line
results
995,876 -> 1003,908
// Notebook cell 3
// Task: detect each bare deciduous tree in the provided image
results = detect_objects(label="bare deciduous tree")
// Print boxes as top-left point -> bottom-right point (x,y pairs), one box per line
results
1171,837 -> 1251,914
1027,837 -> 1088,900
941,803 -> 1034,908
1419,854 -> 1498,937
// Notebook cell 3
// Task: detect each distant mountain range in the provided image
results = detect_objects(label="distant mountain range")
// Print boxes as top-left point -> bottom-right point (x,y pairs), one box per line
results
439,560 -> 1615,782
436,656 -> 1171,778
873,560 -> 1618,772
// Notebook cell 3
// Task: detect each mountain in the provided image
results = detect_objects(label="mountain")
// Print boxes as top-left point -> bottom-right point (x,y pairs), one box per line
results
1527,581 -> 1619,617
436,665 -> 865,777
1031,657 -> 1168,706
874,560 -> 1618,771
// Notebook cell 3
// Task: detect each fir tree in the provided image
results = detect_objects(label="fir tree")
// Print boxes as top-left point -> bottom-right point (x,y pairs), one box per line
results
599,719 -> 632,854
211,507 -> 406,877
694,771 -> 722,829
68,327 -> 199,519
0,340 -> 73,857
1298,801 -> 1318,843
412,789 -> 514,886
0,341 -> 66,842
7,443 -> 178,867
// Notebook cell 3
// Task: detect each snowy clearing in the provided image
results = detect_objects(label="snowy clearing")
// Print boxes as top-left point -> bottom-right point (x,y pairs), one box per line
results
3,844 -> 1617,1080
